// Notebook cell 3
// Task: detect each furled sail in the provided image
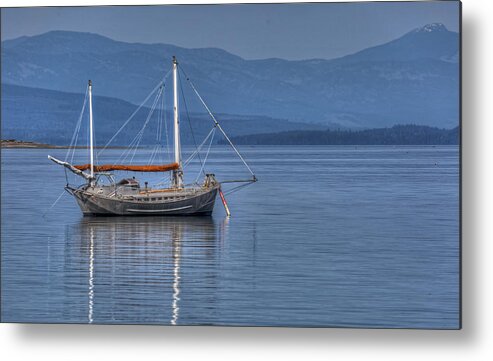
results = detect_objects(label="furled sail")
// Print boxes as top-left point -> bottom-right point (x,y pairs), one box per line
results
73,162 -> 180,172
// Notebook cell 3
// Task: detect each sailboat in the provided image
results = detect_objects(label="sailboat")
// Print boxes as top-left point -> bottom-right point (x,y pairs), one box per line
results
49,56 -> 256,216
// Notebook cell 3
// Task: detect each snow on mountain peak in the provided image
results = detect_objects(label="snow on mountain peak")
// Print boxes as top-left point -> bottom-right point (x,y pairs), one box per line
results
413,23 -> 448,33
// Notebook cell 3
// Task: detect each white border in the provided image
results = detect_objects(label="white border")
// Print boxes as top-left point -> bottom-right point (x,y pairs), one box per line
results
2,0 -> 493,360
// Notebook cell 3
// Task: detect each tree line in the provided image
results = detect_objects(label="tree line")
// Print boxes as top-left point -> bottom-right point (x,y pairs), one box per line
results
222,124 -> 459,145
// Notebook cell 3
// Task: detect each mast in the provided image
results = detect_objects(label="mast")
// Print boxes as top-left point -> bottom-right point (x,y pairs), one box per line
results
172,56 -> 183,188
88,80 -> 95,184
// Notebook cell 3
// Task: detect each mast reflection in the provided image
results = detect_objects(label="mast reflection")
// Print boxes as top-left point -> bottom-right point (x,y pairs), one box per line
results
65,216 -> 225,325
171,223 -> 181,325
88,226 -> 94,324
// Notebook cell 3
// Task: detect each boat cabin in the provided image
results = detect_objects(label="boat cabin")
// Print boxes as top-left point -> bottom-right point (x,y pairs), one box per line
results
117,178 -> 140,189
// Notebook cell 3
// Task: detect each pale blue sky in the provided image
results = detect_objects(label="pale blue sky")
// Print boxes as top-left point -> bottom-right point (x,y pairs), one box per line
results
1,2 -> 460,60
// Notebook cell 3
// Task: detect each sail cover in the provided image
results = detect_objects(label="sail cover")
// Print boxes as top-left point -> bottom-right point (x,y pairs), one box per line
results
73,163 -> 180,172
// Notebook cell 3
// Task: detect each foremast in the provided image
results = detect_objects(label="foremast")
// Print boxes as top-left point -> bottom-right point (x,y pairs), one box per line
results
172,56 -> 184,188
88,80 -> 95,185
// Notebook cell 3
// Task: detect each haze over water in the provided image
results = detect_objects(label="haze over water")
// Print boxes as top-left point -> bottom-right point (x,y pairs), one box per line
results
1,145 -> 459,328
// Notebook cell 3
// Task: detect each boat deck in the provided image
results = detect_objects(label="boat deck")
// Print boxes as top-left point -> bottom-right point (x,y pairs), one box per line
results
84,183 -> 212,203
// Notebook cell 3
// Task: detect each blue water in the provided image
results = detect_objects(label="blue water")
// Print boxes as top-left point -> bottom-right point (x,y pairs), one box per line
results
1,146 -> 459,328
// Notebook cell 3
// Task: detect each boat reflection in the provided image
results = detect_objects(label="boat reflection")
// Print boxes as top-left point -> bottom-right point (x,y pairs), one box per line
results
63,216 -> 226,325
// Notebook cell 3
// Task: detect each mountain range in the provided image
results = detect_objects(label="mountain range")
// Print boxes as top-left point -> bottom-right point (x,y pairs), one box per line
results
2,23 -> 459,130
1,83 -> 323,145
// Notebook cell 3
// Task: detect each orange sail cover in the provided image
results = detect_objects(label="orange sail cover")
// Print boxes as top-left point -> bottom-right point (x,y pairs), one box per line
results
73,162 -> 180,172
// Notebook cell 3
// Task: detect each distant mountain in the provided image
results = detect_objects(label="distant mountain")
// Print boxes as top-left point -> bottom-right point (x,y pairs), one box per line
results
332,23 -> 459,64
1,23 -> 459,129
224,125 -> 459,146
1,83 -> 323,145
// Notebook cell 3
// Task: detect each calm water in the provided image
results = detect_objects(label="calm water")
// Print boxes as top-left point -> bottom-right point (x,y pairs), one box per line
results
1,146 -> 459,328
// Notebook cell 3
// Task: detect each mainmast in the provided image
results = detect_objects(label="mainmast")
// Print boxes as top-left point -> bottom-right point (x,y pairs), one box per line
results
172,56 -> 183,188
88,80 -> 95,184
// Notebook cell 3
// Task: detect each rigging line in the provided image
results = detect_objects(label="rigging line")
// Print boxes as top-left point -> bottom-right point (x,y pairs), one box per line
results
148,144 -> 157,165
68,87 -> 87,149
128,129 -> 147,164
195,128 -> 215,183
118,138 -> 140,165
183,126 -> 216,166
115,116 -> 148,163
156,90 -> 162,142
149,91 -> 165,164
118,86 -> 164,165
149,89 -> 165,165
68,110 -> 84,164
117,132 -> 141,164
178,181 -> 253,214
162,83 -> 171,163
147,137 -> 158,166
223,181 -> 255,196
183,128 -> 213,166
93,114 -> 100,167
148,143 -> 161,165
179,67 -> 255,177
147,118 -> 159,165
153,109 -> 161,165
219,179 -> 257,184
66,88 -> 88,161
130,86 -> 164,163
178,70 -> 205,176
42,189 -> 67,218
66,87 -> 89,163
119,126 -> 148,164
97,68 -> 171,156
154,177 -> 171,187
97,88 -> 154,156
155,98 -> 162,162
87,113 -> 91,171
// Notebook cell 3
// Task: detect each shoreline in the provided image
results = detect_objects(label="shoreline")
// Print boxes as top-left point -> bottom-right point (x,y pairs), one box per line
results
1,140 -> 128,149
1,140 -> 458,149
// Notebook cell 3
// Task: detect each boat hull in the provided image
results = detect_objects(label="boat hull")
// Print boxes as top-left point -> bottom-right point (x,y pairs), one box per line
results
67,186 -> 219,216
